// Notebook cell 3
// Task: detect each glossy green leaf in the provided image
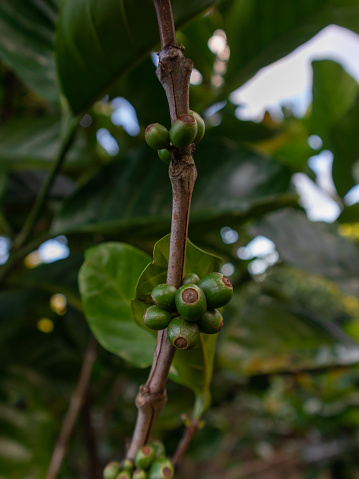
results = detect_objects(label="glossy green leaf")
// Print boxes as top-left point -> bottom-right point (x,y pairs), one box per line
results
310,60 -> 358,145
0,0 -> 59,102
78,243 -> 153,367
218,298 -> 359,376
55,0 -> 217,114
52,142 -> 293,236
252,209 -> 359,295
132,234 -> 222,417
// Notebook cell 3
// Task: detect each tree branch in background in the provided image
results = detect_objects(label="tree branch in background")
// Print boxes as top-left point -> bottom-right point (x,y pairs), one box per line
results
45,337 -> 97,479
172,418 -> 200,467
14,118 -> 78,250
126,0 -> 197,461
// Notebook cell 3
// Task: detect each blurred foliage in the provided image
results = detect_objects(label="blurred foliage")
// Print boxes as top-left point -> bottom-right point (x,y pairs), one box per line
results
1,0 -> 359,478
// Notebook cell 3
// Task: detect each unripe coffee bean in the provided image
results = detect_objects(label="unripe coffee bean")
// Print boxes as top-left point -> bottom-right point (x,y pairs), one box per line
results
167,317 -> 200,350
198,309 -> 224,334
189,110 -> 205,143
182,273 -> 200,285
175,284 -> 207,322
143,306 -> 173,331
198,272 -> 233,309
148,458 -> 174,479
157,149 -> 171,165
169,114 -> 197,148
145,123 -> 170,150
151,284 -> 177,311
134,445 -> 156,470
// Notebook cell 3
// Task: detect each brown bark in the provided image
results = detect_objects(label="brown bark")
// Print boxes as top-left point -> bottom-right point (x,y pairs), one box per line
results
126,0 -> 197,461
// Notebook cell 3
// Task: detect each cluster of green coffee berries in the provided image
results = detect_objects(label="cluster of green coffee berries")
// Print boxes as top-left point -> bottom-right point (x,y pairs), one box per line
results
103,441 -> 174,479
143,272 -> 233,351
145,110 -> 205,164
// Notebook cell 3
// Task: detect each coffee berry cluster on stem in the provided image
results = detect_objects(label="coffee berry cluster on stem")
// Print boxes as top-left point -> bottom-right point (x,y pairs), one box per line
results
104,441 -> 173,479
143,272 -> 233,351
144,111 -> 205,165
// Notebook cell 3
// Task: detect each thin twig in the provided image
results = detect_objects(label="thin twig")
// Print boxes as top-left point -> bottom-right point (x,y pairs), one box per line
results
153,0 -> 177,48
172,419 -> 200,467
14,118 -> 78,249
45,337 -> 97,479
126,0 -> 196,461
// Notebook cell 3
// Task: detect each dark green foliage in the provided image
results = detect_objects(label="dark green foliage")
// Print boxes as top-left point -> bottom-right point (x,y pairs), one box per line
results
198,273 -> 233,309
175,284 -> 207,321
151,284 -> 177,311
167,317 -> 200,350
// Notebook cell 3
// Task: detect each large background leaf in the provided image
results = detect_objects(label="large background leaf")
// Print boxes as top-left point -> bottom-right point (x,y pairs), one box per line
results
52,142 -> 294,236
0,0 -> 59,102
218,297 -> 359,377
78,243 -> 153,367
55,0 -> 217,114
252,209 -> 359,295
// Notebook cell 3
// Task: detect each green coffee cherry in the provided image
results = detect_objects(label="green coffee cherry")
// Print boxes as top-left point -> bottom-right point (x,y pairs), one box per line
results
103,461 -> 121,479
134,445 -> 156,470
133,469 -> 148,479
182,273 -> 200,285
143,306 -> 173,331
198,309 -> 224,334
116,472 -> 131,479
158,149 -> 171,165
167,317 -> 200,350
169,114 -> 197,148
148,440 -> 166,459
145,123 -> 170,150
148,458 -> 174,479
198,272 -> 233,309
122,459 -> 134,473
175,284 -> 207,322
189,110 -> 205,143
151,284 -> 177,311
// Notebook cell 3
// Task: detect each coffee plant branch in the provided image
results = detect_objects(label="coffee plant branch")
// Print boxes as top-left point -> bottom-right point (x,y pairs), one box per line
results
126,0 -> 197,461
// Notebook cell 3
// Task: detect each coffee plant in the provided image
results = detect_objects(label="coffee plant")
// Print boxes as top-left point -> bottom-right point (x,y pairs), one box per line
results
1,1 -> 359,478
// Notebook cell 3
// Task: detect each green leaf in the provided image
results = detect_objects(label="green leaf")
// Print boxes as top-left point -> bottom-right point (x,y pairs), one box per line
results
0,115 -> 97,171
310,60 -> 358,145
331,93 -> 359,197
218,298 -> 359,376
338,203 -> 359,224
55,0 -> 217,114
0,0 -> 59,102
252,209 -> 359,295
52,142 -> 293,236
78,243 -> 153,367
220,0 -> 359,97
132,234 -> 222,417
